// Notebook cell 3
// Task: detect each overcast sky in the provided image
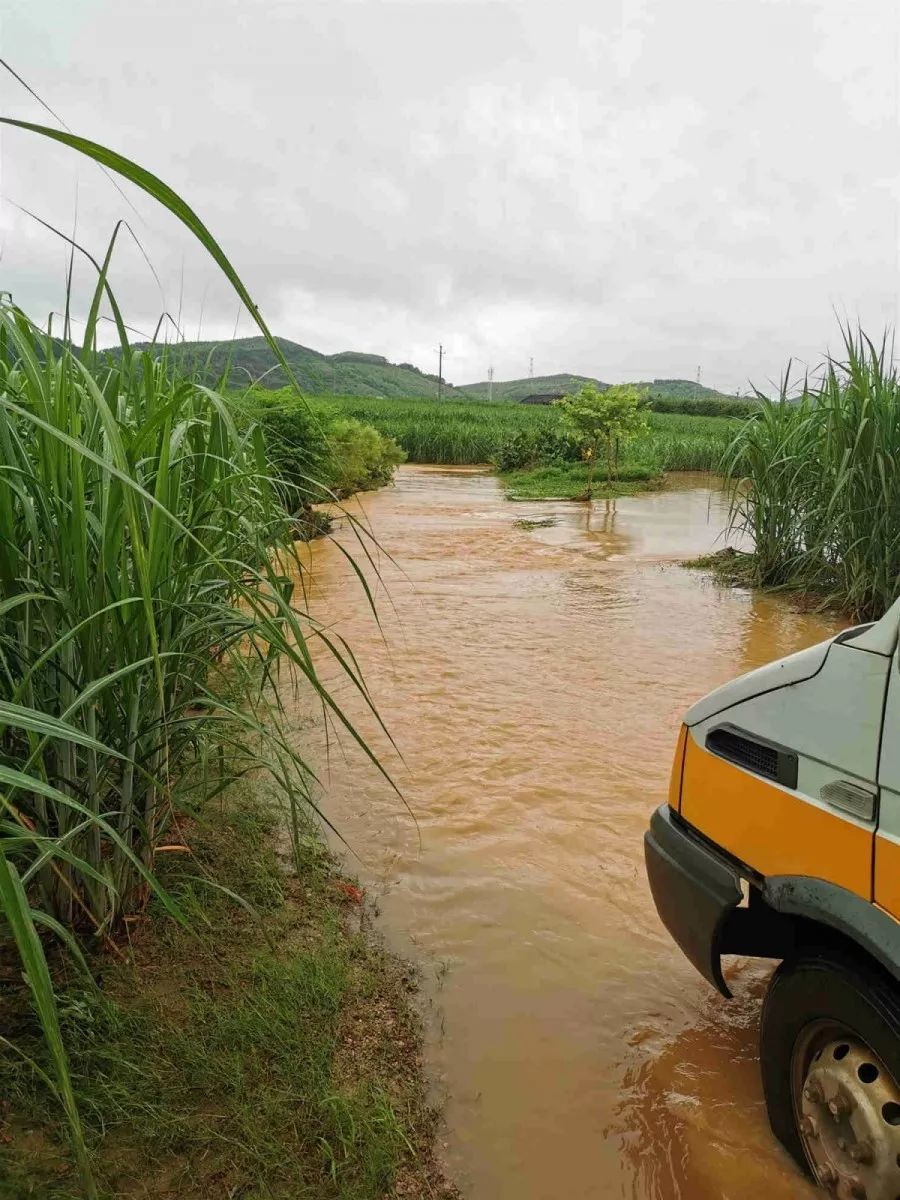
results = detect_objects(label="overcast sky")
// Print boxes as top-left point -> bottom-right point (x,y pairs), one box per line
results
1,0 -> 898,391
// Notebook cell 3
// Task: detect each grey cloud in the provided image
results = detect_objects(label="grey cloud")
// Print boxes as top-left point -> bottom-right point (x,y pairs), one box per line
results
1,0 -> 897,391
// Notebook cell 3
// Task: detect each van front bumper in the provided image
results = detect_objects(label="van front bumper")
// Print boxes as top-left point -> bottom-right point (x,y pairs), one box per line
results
644,803 -> 743,997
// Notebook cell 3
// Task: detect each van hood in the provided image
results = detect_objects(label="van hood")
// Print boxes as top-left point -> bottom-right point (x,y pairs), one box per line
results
684,595 -> 900,729
684,639 -> 834,727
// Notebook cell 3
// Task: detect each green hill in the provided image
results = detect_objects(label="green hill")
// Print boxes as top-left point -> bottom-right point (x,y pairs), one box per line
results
113,337 -> 747,408
457,373 -> 607,402
636,378 -> 742,403
459,373 -> 740,404
120,337 -> 456,399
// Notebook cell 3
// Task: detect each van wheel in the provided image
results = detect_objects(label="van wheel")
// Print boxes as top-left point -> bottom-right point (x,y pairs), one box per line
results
760,951 -> 900,1197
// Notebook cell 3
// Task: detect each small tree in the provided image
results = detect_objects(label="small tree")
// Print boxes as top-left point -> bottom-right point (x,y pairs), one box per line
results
554,383 -> 649,499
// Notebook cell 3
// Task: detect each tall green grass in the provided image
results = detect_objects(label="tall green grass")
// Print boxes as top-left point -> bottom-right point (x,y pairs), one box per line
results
313,393 -> 739,470
643,393 -> 759,417
725,328 -> 900,618
0,123 -> 390,1196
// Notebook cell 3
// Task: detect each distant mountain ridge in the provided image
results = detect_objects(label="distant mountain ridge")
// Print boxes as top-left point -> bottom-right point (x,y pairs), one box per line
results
122,336 -> 452,399
118,335 -> 741,403
456,373 -> 605,402
457,373 -> 739,404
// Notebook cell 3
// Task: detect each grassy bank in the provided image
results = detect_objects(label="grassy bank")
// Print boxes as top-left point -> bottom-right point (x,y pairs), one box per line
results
311,394 -> 740,471
0,785 -> 456,1200
501,463 -> 660,500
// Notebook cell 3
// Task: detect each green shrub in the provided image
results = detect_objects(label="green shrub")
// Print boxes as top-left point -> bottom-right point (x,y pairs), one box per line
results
555,383 -> 650,494
252,389 -> 330,511
492,428 -> 579,471
325,418 -> 406,496
250,391 -> 404,510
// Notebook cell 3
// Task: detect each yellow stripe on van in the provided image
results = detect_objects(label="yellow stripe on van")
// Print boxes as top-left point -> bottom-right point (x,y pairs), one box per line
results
668,724 -> 688,813
680,735 -> 872,899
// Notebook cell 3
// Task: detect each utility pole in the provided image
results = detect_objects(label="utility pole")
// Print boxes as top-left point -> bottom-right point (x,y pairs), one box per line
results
529,356 -> 534,379
488,365 -> 494,402
437,343 -> 443,402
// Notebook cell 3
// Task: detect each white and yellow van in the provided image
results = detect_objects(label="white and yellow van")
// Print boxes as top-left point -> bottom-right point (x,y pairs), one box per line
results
645,597 -> 900,1198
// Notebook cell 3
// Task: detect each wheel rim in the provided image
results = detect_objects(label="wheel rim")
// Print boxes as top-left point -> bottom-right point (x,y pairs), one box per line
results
792,1020 -> 900,1198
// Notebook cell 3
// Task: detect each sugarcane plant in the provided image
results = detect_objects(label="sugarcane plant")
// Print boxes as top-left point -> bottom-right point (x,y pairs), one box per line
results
0,120 -> 392,1197
725,328 -> 900,619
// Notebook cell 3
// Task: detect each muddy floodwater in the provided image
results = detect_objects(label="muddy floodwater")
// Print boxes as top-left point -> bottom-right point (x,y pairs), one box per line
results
298,465 -> 841,1200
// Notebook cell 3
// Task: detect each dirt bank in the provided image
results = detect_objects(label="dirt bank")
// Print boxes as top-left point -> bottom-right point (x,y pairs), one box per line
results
0,784 -> 458,1200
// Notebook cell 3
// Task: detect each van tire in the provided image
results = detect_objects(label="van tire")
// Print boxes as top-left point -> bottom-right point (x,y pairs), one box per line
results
759,949 -> 900,1180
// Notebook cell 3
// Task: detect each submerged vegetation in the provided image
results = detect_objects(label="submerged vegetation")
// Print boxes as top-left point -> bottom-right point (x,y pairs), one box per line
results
724,329 -> 900,619
501,462 -> 660,501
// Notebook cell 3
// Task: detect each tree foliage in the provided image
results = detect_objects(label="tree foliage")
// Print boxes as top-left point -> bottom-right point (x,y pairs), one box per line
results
554,384 -> 650,497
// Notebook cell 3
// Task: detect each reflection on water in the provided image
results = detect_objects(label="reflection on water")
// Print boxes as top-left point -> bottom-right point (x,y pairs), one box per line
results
296,465 -> 839,1200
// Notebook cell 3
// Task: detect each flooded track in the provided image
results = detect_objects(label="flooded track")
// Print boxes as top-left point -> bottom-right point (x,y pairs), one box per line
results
298,465 -> 840,1200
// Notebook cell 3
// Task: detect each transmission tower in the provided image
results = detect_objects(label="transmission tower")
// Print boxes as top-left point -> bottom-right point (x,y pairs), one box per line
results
488,365 -> 494,402
529,357 -> 534,379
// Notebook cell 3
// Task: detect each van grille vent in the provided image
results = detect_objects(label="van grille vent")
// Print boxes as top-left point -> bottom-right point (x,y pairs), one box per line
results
705,725 -> 798,788
706,728 -> 779,780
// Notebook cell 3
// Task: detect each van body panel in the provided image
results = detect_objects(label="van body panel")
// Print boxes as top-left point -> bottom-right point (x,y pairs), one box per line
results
679,639 -> 890,904
762,875 -> 900,980
874,649 -> 900,916
842,594 -> 900,656
680,733 -> 873,898
684,640 -> 832,727
688,643 -> 888,784
645,803 -> 900,998
648,601 -> 900,999
717,644 -> 887,783
668,724 -> 688,812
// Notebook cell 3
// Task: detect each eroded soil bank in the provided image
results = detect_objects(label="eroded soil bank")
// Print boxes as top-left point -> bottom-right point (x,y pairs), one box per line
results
299,465 -> 841,1200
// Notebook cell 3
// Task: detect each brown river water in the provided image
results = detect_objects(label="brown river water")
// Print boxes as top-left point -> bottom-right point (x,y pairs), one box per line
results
297,465 -> 841,1200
